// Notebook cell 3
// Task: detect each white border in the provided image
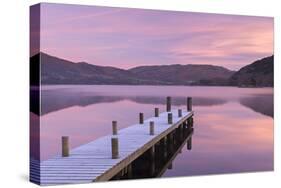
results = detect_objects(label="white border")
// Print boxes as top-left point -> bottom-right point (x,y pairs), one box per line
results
0,0 -> 280,188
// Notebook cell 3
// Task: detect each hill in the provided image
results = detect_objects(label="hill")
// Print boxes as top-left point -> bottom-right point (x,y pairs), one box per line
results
229,55 -> 273,87
31,53 -> 235,86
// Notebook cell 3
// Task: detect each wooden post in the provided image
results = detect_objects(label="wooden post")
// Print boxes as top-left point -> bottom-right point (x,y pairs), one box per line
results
168,133 -> 174,153
139,113 -> 144,124
166,96 -> 171,112
149,145 -> 156,176
62,136 -> 69,157
154,108 -> 159,117
168,162 -> 173,169
150,146 -> 155,159
163,136 -> 168,159
121,169 -> 125,176
149,121 -> 155,135
187,137 -> 192,150
178,109 -> 182,117
111,137 -> 119,159
127,164 -> 132,178
168,113 -> 173,124
187,97 -> 192,111
112,121 -> 117,135
150,159 -> 155,176
172,131 -> 176,144
124,166 -> 128,174
164,136 -> 167,146
180,124 -> 184,140
188,117 -> 194,128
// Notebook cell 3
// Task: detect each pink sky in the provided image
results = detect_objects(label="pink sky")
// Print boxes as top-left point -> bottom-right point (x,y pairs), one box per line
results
36,3 -> 273,70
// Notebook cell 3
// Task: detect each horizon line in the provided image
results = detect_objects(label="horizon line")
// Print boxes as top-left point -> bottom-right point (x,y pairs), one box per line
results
31,51 -> 274,72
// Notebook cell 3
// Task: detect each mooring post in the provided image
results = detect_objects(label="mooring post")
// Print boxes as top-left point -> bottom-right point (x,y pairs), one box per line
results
155,108 -> 159,117
187,97 -> 192,111
111,137 -> 119,159
149,121 -> 155,135
168,113 -> 173,124
178,109 -> 182,117
139,113 -> 144,124
166,96 -> 171,112
112,121 -> 117,135
62,136 -> 69,157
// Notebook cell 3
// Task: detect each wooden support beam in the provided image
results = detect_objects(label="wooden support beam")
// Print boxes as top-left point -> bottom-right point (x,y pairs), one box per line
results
127,164 -> 132,178
187,137 -> 192,150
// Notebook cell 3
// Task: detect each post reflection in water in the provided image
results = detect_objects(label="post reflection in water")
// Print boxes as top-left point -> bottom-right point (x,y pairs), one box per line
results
111,118 -> 194,180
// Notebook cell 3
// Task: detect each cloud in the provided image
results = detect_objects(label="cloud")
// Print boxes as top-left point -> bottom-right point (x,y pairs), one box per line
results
38,4 -> 273,70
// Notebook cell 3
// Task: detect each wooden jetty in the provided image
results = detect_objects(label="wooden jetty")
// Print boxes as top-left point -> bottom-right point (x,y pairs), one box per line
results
30,97 -> 194,185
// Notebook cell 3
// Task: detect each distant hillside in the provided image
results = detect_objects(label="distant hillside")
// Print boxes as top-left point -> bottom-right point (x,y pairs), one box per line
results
129,64 -> 235,85
31,52 -> 273,87
229,55 -> 273,87
31,52 -> 235,86
37,53 -> 146,85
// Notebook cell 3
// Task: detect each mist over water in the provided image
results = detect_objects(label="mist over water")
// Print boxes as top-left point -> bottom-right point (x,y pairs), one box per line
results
33,85 -> 273,176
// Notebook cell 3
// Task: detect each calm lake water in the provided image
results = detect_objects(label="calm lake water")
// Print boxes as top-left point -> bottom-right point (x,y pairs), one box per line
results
35,85 -> 273,177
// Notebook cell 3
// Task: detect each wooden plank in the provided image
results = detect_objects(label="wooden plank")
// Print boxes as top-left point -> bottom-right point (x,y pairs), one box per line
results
95,111 -> 193,181
31,110 -> 193,185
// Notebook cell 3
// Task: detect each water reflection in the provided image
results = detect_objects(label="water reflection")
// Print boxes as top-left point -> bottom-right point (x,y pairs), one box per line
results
163,102 -> 273,177
239,94 -> 273,117
32,85 -> 273,177
40,90 -> 227,115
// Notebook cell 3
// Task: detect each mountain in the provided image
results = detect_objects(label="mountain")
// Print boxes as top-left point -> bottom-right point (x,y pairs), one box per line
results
229,55 -> 273,87
129,64 -> 235,85
36,53 -> 147,85
32,52 -> 235,86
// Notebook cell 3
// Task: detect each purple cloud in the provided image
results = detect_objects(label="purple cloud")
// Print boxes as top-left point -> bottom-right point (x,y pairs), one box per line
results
38,3 -> 273,70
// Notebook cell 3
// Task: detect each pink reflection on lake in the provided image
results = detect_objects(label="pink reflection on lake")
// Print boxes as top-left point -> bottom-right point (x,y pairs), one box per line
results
40,100 -> 160,159
163,102 -> 273,176
38,85 -> 273,175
